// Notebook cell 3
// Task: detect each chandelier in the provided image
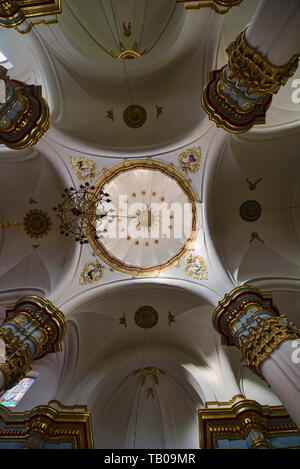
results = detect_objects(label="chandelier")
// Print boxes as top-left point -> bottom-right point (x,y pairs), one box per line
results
52,182 -> 113,244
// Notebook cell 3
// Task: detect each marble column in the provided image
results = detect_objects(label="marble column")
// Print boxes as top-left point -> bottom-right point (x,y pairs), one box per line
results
201,0 -> 300,132
212,285 -> 300,428
0,295 -> 66,392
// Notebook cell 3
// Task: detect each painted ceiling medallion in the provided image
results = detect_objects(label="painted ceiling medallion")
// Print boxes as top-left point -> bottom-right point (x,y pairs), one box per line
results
178,147 -> 201,174
23,210 -> 51,239
70,156 -> 99,183
79,261 -> 104,285
123,104 -> 147,128
134,305 -> 158,329
240,200 -> 261,222
86,159 -> 199,276
184,254 -> 208,280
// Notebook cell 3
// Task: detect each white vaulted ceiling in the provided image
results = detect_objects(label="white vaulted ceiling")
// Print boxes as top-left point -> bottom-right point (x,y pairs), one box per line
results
0,0 -> 299,449
0,148 -> 77,301
209,130 -> 300,286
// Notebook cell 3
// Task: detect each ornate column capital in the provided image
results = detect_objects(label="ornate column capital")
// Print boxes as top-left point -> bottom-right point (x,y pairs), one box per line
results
0,1 -> 61,31
201,25 -> 299,133
213,286 -> 300,376
212,285 -> 279,345
0,67 -> 50,150
226,28 -> 299,96
0,296 -> 66,390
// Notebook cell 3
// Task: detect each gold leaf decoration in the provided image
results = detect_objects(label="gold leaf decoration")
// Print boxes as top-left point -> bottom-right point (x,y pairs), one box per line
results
79,262 -> 104,285
184,254 -> 208,280
70,157 -> 99,183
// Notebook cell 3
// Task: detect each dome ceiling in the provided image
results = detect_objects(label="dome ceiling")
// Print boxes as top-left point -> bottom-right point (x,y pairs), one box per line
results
88,159 -> 199,276
2,0 -> 298,151
38,0 -> 209,84
59,0 -> 182,80
23,0 -> 223,150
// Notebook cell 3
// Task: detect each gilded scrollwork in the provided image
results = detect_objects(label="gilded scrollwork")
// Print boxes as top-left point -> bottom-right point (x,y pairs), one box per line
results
0,327 -> 32,389
0,400 -> 93,448
79,262 -> 104,285
198,399 -> 299,449
0,344 -> 32,390
184,254 -> 208,280
70,156 -> 99,183
178,147 -> 201,174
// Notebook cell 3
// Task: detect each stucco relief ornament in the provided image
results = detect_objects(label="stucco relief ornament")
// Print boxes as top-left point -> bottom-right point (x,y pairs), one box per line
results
23,210 -> 52,239
133,367 -> 165,386
70,157 -> 99,183
79,262 -> 104,285
178,147 -> 201,174
184,254 -> 208,280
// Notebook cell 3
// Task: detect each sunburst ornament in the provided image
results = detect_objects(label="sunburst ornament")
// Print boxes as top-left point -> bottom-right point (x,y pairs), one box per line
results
110,41 -> 147,60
